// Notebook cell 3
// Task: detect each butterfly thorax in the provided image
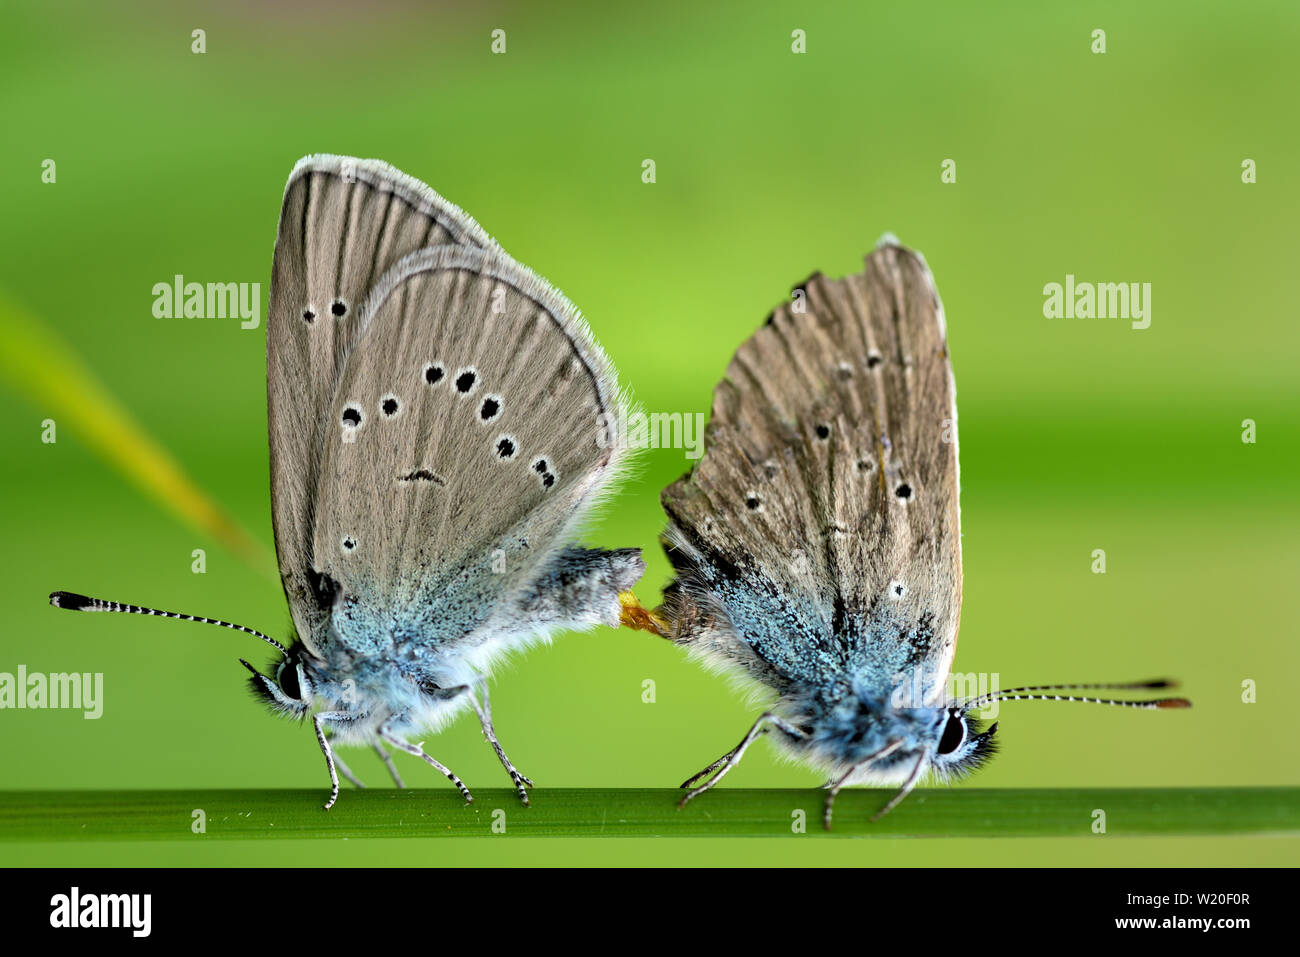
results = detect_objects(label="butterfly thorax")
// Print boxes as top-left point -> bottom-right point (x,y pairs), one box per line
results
279,641 -> 474,744
783,679 -> 945,771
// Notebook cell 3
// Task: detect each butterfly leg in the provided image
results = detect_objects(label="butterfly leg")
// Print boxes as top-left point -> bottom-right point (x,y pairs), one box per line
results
821,740 -> 910,829
379,721 -> 474,805
678,712 -> 807,808
373,742 -> 404,789
332,751 -> 366,790
313,711 -> 365,811
467,680 -> 533,806
867,752 -> 927,824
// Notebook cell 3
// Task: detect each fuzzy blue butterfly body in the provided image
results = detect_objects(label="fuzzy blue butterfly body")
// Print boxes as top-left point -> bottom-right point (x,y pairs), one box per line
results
50,156 -> 643,810
649,241 -> 1182,826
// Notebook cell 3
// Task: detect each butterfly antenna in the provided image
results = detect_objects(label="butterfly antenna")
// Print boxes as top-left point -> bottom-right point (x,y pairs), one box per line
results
49,590 -> 287,654
963,679 -> 1190,711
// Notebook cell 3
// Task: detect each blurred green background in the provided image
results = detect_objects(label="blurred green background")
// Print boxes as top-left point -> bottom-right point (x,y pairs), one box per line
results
1,0 -> 1297,866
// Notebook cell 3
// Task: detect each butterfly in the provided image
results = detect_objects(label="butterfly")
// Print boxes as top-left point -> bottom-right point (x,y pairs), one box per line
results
623,238 -> 1189,828
50,155 -> 643,809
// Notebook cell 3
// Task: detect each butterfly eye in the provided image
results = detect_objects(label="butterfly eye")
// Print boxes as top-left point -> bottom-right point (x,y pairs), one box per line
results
276,660 -> 302,701
936,711 -> 967,755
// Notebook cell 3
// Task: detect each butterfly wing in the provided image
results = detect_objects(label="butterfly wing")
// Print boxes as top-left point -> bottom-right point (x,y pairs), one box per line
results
310,244 -> 632,659
267,155 -> 498,651
660,241 -> 961,704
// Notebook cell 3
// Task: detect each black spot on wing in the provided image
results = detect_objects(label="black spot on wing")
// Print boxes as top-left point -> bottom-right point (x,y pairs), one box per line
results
399,469 -> 446,485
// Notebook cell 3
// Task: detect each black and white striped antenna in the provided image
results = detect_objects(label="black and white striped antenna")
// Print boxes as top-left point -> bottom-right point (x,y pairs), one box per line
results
963,679 -> 1191,711
49,590 -> 287,654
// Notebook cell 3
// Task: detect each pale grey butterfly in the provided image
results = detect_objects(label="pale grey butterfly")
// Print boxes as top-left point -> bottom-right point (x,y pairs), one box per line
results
626,239 -> 1188,828
50,155 -> 643,810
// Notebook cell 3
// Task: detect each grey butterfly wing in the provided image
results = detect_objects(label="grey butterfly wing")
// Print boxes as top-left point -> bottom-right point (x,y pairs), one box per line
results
660,241 -> 961,705
311,244 -> 634,657
267,155 -> 498,651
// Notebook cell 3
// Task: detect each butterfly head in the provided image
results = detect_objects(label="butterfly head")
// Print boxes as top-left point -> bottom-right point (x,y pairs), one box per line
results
801,681 -> 998,785
242,644 -> 315,718
924,705 -> 999,780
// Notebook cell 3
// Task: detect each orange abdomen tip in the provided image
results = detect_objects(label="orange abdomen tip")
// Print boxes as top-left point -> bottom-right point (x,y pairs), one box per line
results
618,591 -> 668,637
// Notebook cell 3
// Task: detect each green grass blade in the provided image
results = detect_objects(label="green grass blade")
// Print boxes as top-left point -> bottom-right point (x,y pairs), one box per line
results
1,788 -> 1296,841
0,290 -> 277,580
